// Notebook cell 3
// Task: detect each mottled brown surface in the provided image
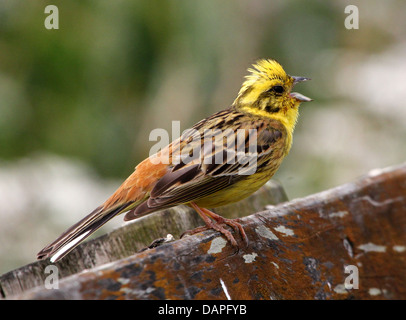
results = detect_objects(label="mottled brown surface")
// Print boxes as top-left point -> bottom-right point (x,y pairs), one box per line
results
0,180 -> 287,299
3,164 -> 406,299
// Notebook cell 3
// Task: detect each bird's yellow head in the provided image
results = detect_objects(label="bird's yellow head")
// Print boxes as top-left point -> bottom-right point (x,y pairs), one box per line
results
233,59 -> 311,131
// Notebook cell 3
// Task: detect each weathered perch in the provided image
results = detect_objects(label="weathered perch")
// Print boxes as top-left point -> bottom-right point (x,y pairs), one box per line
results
0,180 -> 287,299
2,163 -> 406,299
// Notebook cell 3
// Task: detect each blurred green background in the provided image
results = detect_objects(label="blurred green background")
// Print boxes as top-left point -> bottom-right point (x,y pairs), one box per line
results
1,0 -> 406,273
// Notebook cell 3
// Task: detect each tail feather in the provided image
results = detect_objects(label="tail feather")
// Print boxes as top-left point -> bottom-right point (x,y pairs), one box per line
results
37,203 -> 132,262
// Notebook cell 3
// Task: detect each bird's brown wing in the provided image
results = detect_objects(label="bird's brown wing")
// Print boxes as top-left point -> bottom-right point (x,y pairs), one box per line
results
125,113 -> 286,219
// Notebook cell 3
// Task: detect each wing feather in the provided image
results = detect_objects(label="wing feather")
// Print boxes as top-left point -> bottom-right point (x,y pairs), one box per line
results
125,110 -> 286,220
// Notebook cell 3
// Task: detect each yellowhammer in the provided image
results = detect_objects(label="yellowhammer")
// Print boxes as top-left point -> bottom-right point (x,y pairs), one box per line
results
37,59 -> 311,262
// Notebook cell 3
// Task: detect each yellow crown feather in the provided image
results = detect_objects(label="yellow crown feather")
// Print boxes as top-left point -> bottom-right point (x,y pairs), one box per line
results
244,59 -> 287,85
235,59 -> 289,105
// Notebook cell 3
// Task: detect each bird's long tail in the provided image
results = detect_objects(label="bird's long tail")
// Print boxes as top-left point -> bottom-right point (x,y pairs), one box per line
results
37,202 -> 133,263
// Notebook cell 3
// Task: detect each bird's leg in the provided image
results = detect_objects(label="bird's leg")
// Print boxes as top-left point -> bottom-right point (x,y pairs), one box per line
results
188,202 -> 237,246
199,207 -> 248,246
183,202 -> 248,246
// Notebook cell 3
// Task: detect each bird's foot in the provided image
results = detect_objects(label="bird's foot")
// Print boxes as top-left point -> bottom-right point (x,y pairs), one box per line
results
183,202 -> 249,247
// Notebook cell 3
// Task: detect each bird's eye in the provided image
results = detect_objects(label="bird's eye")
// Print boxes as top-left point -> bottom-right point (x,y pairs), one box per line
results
272,85 -> 284,94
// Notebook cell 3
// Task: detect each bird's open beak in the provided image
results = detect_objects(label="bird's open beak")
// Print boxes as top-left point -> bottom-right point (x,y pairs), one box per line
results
290,76 -> 312,102
292,76 -> 310,84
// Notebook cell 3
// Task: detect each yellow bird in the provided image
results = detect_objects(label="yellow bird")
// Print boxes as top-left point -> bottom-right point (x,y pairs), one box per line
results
37,59 -> 311,262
